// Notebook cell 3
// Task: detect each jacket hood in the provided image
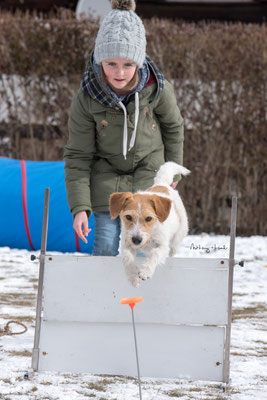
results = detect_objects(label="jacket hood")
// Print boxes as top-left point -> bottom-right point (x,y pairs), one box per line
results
81,52 -> 165,109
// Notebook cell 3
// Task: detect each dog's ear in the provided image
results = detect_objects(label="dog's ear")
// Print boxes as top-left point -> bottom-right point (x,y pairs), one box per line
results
151,195 -> 172,223
109,192 -> 132,219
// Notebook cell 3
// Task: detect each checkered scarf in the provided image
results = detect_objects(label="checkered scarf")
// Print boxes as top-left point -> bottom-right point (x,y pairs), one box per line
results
81,52 -> 165,109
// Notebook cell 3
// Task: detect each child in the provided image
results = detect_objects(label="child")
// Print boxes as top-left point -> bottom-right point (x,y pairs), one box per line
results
64,0 -> 184,255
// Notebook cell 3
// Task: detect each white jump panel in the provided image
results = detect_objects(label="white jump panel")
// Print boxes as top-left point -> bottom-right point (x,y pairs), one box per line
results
36,255 -> 230,382
39,321 -> 225,382
43,255 -> 229,326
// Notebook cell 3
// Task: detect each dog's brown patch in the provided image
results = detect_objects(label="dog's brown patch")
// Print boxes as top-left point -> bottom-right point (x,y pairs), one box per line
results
149,195 -> 171,223
110,191 -> 172,225
109,192 -> 133,219
146,185 -> 170,195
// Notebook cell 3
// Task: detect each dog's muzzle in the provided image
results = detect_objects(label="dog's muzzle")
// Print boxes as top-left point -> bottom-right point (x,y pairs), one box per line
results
132,236 -> 142,246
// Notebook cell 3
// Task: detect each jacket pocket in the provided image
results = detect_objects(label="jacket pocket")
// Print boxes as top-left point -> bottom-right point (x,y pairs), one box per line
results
143,106 -> 160,133
94,110 -> 127,154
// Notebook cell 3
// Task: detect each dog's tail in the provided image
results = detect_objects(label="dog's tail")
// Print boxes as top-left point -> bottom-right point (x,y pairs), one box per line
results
154,162 -> 190,186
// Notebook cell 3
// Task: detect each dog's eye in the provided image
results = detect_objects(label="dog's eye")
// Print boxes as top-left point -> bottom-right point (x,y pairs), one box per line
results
125,215 -> 132,221
145,216 -> 152,222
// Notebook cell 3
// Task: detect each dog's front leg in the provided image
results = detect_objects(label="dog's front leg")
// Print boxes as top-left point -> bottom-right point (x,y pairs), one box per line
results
139,245 -> 169,281
122,246 -> 141,288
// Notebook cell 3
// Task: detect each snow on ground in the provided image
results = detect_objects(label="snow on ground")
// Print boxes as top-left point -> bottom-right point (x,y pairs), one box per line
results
0,234 -> 267,400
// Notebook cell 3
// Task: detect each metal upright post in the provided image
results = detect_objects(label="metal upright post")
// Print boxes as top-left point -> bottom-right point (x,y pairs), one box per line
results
223,196 -> 237,383
32,188 -> 50,371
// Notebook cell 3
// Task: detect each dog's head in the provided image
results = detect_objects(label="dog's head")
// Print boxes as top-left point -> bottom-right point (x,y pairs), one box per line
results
109,192 -> 171,249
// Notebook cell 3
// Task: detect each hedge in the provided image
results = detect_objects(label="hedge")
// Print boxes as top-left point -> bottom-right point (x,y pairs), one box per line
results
0,10 -> 266,235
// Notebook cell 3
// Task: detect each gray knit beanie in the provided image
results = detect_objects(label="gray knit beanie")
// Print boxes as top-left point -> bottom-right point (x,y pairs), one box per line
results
94,0 -> 146,68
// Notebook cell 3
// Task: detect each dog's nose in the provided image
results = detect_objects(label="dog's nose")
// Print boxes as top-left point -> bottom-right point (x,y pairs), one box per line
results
132,236 -> 142,245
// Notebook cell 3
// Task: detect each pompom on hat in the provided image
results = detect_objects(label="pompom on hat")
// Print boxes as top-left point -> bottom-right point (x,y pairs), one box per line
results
111,0 -> 136,11
94,0 -> 147,68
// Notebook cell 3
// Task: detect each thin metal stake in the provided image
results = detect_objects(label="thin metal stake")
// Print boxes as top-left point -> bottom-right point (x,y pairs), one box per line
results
131,307 -> 142,400
121,297 -> 143,400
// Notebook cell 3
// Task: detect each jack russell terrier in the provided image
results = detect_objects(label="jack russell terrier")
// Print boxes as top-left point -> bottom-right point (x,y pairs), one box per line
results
109,162 -> 190,287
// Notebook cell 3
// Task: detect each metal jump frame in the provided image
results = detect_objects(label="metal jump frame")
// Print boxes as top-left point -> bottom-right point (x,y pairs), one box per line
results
31,188 -> 238,384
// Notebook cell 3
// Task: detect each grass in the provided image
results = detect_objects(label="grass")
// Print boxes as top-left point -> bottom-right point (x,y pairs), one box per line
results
232,304 -> 267,320
96,373 -> 135,381
0,378 -> 11,384
166,390 -> 190,398
1,315 -> 34,323
8,350 -> 32,357
185,395 -> 227,400
0,292 -> 35,307
85,379 -> 114,392
254,340 -> 267,345
188,387 -> 202,392
231,349 -> 267,358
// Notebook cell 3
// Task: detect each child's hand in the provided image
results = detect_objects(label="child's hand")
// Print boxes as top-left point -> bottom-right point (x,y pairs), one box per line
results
170,181 -> 178,189
73,211 -> 91,244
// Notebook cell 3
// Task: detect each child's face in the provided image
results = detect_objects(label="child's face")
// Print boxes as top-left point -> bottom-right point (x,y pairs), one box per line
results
102,58 -> 137,90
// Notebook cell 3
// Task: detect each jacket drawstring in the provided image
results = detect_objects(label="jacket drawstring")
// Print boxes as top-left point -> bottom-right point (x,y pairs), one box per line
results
119,92 -> 139,160
119,101 -> 128,159
129,92 -> 139,152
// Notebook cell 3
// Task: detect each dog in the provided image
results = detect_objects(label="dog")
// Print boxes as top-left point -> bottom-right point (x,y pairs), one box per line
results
109,162 -> 190,287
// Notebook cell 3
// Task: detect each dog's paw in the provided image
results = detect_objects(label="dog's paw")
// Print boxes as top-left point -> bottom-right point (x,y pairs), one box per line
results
169,248 -> 176,257
129,275 -> 141,288
138,268 -> 152,281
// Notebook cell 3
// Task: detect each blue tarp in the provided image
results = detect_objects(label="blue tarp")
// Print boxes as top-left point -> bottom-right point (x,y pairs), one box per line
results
0,158 -> 94,253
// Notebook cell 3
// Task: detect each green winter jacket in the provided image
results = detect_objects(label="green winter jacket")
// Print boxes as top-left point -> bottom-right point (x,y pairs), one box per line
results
64,54 -> 184,218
